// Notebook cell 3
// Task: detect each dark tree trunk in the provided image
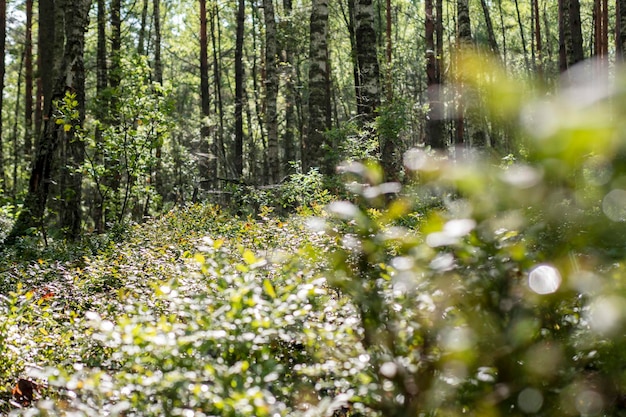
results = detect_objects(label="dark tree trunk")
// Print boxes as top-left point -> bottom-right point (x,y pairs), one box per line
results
480,0 -> 499,55
304,0 -> 332,174
514,0 -> 530,72
0,0 -> 4,190
533,0 -> 542,75
425,0 -> 445,149
199,0 -> 212,185
234,0 -> 245,178
281,0 -> 297,173
24,0 -> 33,157
568,0 -> 585,66
94,0 -> 108,233
138,0 -> 149,55
355,0 -> 381,122
8,0 -> 92,243
263,0 -> 279,183
210,1 -> 226,176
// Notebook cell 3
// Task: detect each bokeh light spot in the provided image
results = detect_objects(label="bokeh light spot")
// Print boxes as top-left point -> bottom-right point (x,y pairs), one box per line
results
528,264 -> 562,294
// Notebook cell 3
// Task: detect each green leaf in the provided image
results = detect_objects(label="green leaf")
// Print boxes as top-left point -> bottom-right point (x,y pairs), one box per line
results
263,279 -> 276,299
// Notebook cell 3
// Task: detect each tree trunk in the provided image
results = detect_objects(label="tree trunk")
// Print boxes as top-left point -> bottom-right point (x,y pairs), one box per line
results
94,0 -> 108,233
8,0 -> 92,243
533,0 -> 542,75
199,0 -> 212,185
480,0 -> 499,55
304,0 -> 332,174
263,0 -> 279,183
138,0 -> 149,55
234,0 -> 245,178
0,0 -> 5,190
281,0 -> 297,173
355,0 -> 381,122
210,1 -> 227,177
568,0 -> 584,66
425,0 -> 445,149
59,0 -> 90,239
24,0 -> 33,157
385,0 -> 392,100
514,0 -> 530,72
456,0 -> 472,146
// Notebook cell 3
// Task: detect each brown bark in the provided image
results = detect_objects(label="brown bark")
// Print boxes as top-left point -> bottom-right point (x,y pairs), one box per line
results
425,0 -> 444,149
8,0 -> 92,243
234,0 -> 245,177
24,0 -> 33,157
480,0 -> 499,55
0,0 -> 4,190
199,0 -> 212,185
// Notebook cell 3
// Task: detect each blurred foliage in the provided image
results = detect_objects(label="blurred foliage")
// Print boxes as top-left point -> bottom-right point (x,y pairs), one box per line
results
5,56 -> 626,417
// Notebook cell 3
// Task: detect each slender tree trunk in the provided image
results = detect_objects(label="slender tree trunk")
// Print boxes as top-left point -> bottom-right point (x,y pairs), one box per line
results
263,0 -> 279,183
425,0 -> 444,149
343,0 -> 361,115
153,0 -> 162,83
0,0 -> 5,191
199,0 -> 212,185
514,0 -> 530,72
138,0 -> 149,55
94,0 -> 108,233
24,0 -> 33,157
533,0 -> 543,75
355,0 -> 381,122
304,0 -> 332,173
385,0 -> 392,100
559,0 -> 568,71
498,0 -> 507,67
617,0 -> 623,60
210,0 -> 227,177
234,0 -> 245,178
456,0 -> 472,146
281,0 -> 296,173
480,0 -> 499,55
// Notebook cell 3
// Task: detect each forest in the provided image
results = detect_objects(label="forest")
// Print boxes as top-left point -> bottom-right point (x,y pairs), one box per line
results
2,0 -> 626,415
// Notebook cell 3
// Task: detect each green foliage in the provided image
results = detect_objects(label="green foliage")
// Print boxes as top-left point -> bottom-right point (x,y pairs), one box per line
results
84,54 -> 174,226
9,58 -> 626,417
225,168 -> 332,216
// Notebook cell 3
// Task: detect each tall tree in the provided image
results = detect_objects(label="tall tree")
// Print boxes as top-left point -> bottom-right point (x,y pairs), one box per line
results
210,0 -> 226,176
8,0 -> 92,243
618,0 -> 624,59
263,0 -> 279,183
425,0 -> 445,149
304,0 -> 332,173
480,0 -> 499,55
0,0 -> 4,190
59,0 -> 90,239
234,0 -> 245,178
533,0 -> 542,74
199,0 -> 212,184
138,0 -> 149,55
456,0 -> 472,145
280,0 -> 297,173
24,0 -> 33,157
514,0 -> 530,72
94,0 -> 108,232
354,0 -> 380,121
